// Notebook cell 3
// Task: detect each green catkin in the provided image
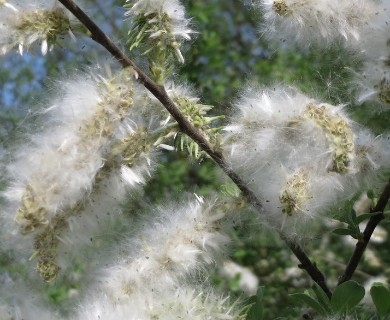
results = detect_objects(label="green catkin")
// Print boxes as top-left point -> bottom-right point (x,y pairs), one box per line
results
15,71 -> 134,235
15,9 -> 71,42
273,0 -> 290,16
174,96 -> 223,158
129,12 -> 181,83
111,128 -> 151,167
16,184 -> 48,235
33,203 -> 84,282
280,168 -> 311,216
33,128 -> 152,281
377,78 -> 390,104
303,103 -> 354,174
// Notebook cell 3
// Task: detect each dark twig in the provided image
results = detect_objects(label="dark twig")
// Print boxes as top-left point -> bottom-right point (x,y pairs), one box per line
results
57,0 -> 332,296
281,234 -> 332,299
57,0 -> 260,207
338,179 -> 390,285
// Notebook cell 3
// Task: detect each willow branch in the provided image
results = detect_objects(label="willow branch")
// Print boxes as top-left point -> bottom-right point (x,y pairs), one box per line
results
280,234 -> 332,298
57,0 -> 331,296
338,179 -> 390,285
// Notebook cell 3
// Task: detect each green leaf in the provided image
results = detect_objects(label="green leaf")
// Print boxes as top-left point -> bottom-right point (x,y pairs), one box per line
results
355,212 -> 381,225
312,283 -> 332,314
331,281 -> 365,313
332,228 -> 357,237
220,182 -> 241,197
290,293 -> 327,315
370,282 -> 390,316
194,142 -> 200,159
366,189 -> 379,207
246,287 -> 263,320
349,209 -> 357,222
367,189 -> 375,200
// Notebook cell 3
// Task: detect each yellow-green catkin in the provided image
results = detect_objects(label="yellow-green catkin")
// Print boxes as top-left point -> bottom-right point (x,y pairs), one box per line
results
16,70 -> 134,235
174,96 -> 223,158
377,78 -> 390,104
29,73 -> 137,280
16,184 -> 48,235
97,128 -> 153,182
128,12 -> 177,84
81,73 -> 134,140
33,202 -> 84,282
273,0 -> 290,16
16,9 -> 71,42
280,168 -> 310,215
110,128 -> 151,167
304,103 -> 354,174
377,39 -> 390,104
32,129 -> 153,281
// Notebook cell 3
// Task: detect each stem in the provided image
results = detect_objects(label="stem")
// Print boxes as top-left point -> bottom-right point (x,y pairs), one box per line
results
56,0 -> 264,220
57,0 -> 331,296
280,233 -> 332,299
321,257 -> 371,279
338,179 -> 390,285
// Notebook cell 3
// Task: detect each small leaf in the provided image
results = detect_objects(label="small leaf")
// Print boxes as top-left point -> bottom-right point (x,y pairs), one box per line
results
187,140 -> 194,155
355,212 -> 381,225
332,228 -> 356,237
367,189 -> 375,200
180,135 -> 184,151
331,281 -> 365,313
220,183 -> 241,197
246,287 -> 263,320
370,282 -> 390,316
194,142 -> 200,159
312,283 -> 332,314
349,209 -> 357,222
290,293 -> 326,315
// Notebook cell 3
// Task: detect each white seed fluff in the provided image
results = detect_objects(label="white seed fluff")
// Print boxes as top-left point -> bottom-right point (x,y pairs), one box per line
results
223,86 -> 389,238
0,0 -> 81,55
257,0 -> 380,47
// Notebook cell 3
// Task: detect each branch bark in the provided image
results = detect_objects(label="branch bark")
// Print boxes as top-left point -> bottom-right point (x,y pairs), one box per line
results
57,0 -> 332,297
281,234 -> 332,298
338,179 -> 390,285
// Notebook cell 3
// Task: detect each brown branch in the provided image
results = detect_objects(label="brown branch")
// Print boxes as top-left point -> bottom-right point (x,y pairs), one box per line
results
57,0 -> 331,297
321,257 -> 372,279
281,234 -> 332,298
57,0 -> 266,217
338,179 -> 390,285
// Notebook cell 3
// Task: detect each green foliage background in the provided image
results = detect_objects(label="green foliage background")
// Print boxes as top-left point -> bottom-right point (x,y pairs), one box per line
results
0,0 -> 389,318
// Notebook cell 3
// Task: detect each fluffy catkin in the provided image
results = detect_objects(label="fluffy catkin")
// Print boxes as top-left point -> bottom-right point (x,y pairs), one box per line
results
354,2 -> 390,108
4,70 -> 135,236
73,197 -> 243,319
223,86 -> 390,239
0,274 -> 60,320
0,0 -> 83,55
257,0 -> 379,47
1,69 -> 167,281
125,0 -> 195,83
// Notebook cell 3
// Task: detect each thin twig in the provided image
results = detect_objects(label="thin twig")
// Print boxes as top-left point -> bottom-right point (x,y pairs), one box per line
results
281,234 -> 332,298
57,0 -> 260,207
57,0 -> 332,297
321,257 -> 371,279
338,179 -> 390,285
